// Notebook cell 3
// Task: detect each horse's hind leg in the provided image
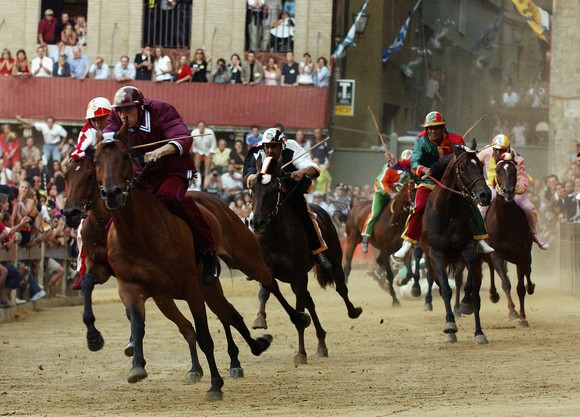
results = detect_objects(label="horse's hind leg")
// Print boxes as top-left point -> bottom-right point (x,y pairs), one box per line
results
429,252 -> 457,342
253,284 -> 270,329
342,233 -> 359,284
262,278 -> 311,331
467,251 -> 487,344
152,296 -> 203,382
516,263 -> 531,327
330,265 -> 363,319
423,261 -> 434,312
490,255 -> 518,321
381,254 -> 401,307
453,266 -> 464,317
290,280 -> 317,365
118,283 -> 148,384
80,270 -> 105,352
487,259 -> 500,304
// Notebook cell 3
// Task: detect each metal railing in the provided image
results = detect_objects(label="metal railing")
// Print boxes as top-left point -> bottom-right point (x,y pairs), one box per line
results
143,0 -> 192,49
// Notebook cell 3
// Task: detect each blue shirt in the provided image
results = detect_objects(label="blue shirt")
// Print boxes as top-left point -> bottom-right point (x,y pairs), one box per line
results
245,132 -> 262,148
283,1 -> 295,17
68,54 -> 90,78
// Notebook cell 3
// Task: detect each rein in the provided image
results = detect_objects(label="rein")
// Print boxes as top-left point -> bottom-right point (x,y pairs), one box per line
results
426,151 -> 485,201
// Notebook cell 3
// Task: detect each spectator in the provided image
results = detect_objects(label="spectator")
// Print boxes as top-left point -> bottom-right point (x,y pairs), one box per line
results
11,161 -> 24,187
0,159 -> 13,186
297,52 -> 314,86
526,79 -> 547,108
220,163 -> 244,204
15,262 -> 46,304
281,51 -> 299,86
543,174 -> 559,203
190,46 -> 211,83
210,58 -> 231,84
75,15 -> 88,46
134,45 -> 154,81
212,139 -> 232,173
113,55 -> 136,82
0,124 -> 20,169
60,23 -> 78,49
229,53 -> 243,84
191,120 -> 217,179
20,138 -> 42,175
229,139 -> 246,172
425,68 -> 442,110
175,54 -> 192,84
270,11 -> 295,52
245,125 -> 262,151
0,48 -> 15,76
153,46 -> 173,82
310,128 -> 333,167
242,50 -> 264,85
312,157 -> 332,199
55,11 -> 73,43
229,193 -> 251,221
511,120 -> 527,146
263,56 -> 280,85
15,180 -> 39,247
247,0 -> 265,51
88,56 -> 110,79
30,46 -> 53,78
68,46 -> 90,80
502,84 -> 519,107
202,166 -> 224,198
38,8 -> 57,47
260,0 -> 283,51
313,57 -> 329,87
50,40 -> 68,63
283,0 -> 296,17
294,129 -> 310,150
13,49 -> 31,77
59,138 -> 76,163
563,180 -> 577,221
312,191 -> 331,213
15,115 -> 68,163
52,54 -> 71,77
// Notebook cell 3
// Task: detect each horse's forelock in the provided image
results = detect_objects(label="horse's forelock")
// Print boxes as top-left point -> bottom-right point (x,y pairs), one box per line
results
260,156 -> 279,175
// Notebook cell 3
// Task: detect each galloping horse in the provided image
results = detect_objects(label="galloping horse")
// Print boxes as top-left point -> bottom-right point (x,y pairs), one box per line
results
344,179 -> 421,305
484,156 -> 534,326
93,137 -> 275,401
249,157 -> 362,365
420,140 -> 492,344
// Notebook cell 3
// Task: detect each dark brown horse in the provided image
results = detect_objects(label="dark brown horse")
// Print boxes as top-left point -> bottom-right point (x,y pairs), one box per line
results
249,157 -> 362,365
484,157 -> 534,326
344,179 -> 420,305
420,140 -> 491,344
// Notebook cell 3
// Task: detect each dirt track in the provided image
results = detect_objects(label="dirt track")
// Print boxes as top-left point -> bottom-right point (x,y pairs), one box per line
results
2,263 -> 580,417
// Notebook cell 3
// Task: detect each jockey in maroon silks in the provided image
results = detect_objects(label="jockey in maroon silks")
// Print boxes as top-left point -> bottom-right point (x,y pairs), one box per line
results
103,86 -> 219,285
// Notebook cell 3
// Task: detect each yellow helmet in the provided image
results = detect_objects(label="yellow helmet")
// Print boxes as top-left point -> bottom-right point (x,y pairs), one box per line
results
492,134 -> 510,150
423,111 -> 446,127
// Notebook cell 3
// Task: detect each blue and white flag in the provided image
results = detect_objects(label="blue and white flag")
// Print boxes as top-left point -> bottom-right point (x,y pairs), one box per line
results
332,0 -> 371,61
382,0 -> 422,64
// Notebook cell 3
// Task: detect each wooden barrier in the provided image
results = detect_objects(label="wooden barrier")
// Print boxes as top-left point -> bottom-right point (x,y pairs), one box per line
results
559,222 -> 580,296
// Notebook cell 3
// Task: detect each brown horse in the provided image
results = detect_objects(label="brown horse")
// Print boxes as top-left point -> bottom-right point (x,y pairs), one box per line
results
484,157 -> 534,326
93,137 -> 277,401
249,156 -> 362,365
343,179 -> 420,305
420,140 -> 492,344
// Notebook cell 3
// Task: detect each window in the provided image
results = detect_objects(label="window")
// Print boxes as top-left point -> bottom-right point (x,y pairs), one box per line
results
143,0 -> 192,49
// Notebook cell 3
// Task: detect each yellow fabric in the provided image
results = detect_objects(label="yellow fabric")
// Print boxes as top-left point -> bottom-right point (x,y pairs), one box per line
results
511,0 -> 547,42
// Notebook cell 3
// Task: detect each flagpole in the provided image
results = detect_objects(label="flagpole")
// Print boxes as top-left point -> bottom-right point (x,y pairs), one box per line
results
281,137 -> 330,170
367,106 -> 387,149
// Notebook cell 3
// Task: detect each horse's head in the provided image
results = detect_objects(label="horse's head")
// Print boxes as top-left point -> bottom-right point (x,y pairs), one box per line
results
62,147 -> 97,228
451,139 -> 492,206
494,152 -> 517,202
249,156 -> 282,234
94,130 -> 134,212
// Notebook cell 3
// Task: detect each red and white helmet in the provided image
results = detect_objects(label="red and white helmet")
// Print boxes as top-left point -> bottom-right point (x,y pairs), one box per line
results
86,97 -> 112,119
423,111 -> 446,127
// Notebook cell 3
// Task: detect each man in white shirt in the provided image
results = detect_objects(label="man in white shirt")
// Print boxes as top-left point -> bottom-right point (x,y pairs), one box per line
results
191,120 -> 217,180
31,46 -> 53,77
113,55 -> 136,82
15,115 -> 68,163
502,84 -> 519,107
89,56 -> 111,80
220,162 -> 243,204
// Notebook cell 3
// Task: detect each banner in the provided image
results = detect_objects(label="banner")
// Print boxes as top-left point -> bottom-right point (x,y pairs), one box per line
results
332,0 -> 371,61
382,0 -> 422,64
511,0 -> 547,42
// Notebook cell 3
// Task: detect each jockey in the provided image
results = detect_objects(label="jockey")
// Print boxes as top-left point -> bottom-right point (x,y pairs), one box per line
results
103,86 -> 219,285
360,149 -> 412,254
477,134 -> 549,250
243,127 -> 333,271
70,97 -> 112,290
393,111 -> 494,260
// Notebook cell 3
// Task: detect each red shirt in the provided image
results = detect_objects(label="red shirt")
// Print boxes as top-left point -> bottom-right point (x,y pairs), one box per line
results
0,58 -> 15,76
38,18 -> 57,44
177,65 -> 192,82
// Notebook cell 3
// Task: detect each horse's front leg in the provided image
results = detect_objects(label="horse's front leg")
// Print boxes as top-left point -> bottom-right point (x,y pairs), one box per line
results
428,250 -> 456,343
291,280 -> 311,365
515,264 -> 530,328
489,254 -> 518,321
453,265 -> 464,317
465,249 -> 487,344
118,282 -> 148,383
80,270 -> 104,352
487,257 -> 501,304
262,277 -> 311,331
252,284 -> 270,330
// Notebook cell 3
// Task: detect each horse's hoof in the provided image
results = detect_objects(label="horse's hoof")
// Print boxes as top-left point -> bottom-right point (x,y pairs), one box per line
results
392,300 -> 401,308
295,312 -> 311,330
453,308 -> 462,318
229,367 -> 244,379
127,366 -> 147,383
475,334 -> 488,345
518,319 -> 529,328
185,370 -> 203,383
87,333 -> 104,352
527,283 -> 535,295
124,341 -> 134,357
459,302 -> 474,315
252,315 -> 268,330
349,306 -> 363,319
508,311 -> 519,321
316,347 -> 329,358
205,389 -> 223,402
294,353 -> 307,365
489,292 -> 500,304
444,333 -> 457,343
423,303 -> 433,312
443,321 -> 458,334
411,287 -> 421,298
251,334 -> 273,356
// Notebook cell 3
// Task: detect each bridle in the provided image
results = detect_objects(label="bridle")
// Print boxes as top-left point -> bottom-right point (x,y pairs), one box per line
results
494,159 -> 517,199
96,139 -> 136,211
252,172 -> 302,226
427,150 -> 486,202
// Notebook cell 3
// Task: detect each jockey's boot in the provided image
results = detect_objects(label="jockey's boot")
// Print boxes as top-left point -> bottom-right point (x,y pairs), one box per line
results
201,252 -> 220,285
532,233 -> 550,250
315,252 -> 333,271
478,240 -> 495,254
393,240 -> 412,261
70,271 -> 82,291
361,235 -> 370,254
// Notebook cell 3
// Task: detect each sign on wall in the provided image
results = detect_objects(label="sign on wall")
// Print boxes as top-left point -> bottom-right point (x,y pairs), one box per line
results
335,79 -> 355,116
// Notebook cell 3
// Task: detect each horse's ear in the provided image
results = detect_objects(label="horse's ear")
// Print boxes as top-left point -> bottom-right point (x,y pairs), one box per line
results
470,138 -> 477,150
115,118 -> 129,143
450,142 -> 460,156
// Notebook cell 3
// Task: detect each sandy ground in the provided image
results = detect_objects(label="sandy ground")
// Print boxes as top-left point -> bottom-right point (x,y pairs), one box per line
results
1,259 -> 580,417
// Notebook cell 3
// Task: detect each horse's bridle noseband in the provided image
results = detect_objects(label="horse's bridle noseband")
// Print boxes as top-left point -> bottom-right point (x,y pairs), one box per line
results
494,159 -> 516,199
452,151 -> 486,201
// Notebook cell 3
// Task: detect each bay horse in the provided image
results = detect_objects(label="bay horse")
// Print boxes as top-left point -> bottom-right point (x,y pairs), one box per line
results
249,156 -> 362,365
484,156 -> 534,326
420,140 -> 492,344
93,137 -> 275,402
63,146 -> 310,381
344,179 -> 421,305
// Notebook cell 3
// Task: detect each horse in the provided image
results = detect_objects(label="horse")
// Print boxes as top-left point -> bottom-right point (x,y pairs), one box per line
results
249,156 -> 362,365
484,157 -> 534,326
343,179 -> 421,305
420,140 -> 492,344
93,137 -> 277,402
64,145 -> 311,382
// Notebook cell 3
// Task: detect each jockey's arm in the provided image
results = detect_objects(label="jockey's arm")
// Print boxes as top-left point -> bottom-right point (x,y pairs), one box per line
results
144,143 -> 177,163
291,166 -> 319,182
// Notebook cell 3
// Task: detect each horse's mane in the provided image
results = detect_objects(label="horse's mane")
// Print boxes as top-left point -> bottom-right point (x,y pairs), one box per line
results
84,145 -> 95,160
429,153 -> 454,181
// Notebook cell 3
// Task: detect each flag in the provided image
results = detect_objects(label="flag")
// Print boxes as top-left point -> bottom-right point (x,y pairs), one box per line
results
470,15 -> 502,54
511,0 -> 547,42
332,0 -> 370,61
382,0 -> 422,64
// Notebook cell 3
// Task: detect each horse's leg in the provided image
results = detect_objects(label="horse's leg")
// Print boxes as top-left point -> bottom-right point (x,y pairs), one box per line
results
151,296 -> 204,382
410,246 -> 423,298
429,251 -> 457,343
465,249 -> 487,344
118,282 -> 148,384
487,258 -> 500,304
291,279 -> 312,365
423,259 -> 434,312
453,265 -> 464,317
381,253 -> 401,307
327,264 -> 363,319
490,255 -> 518,321
221,323 -> 244,378
253,284 -> 270,329
260,278 -> 311,331
342,232 -> 359,284
516,262 -> 531,328
80,270 -> 105,352
302,287 -> 329,359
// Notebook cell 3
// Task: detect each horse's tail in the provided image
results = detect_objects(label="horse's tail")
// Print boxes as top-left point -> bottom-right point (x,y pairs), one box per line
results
314,264 -> 335,289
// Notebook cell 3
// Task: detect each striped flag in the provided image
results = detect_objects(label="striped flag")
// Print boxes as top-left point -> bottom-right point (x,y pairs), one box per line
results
382,0 -> 422,64
332,0 -> 371,61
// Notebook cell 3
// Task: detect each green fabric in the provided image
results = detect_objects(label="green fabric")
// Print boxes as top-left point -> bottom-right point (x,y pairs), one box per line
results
362,191 -> 390,237
463,198 -> 488,238
410,136 -> 439,188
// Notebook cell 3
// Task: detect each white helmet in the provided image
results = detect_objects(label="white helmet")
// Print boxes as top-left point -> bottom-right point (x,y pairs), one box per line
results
262,128 -> 285,144
491,134 -> 510,150
400,149 -> 413,160
86,97 -> 112,120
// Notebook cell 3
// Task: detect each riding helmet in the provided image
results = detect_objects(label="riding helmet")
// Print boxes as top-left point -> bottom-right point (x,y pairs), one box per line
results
262,128 -> 285,144
492,134 -> 510,150
112,86 -> 145,108
85,97 -> 112,119
423,111 -> 446,127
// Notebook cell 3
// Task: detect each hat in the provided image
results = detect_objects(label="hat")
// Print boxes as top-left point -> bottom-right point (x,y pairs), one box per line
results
313,191 -> 324,198
45,9 -> 54,15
